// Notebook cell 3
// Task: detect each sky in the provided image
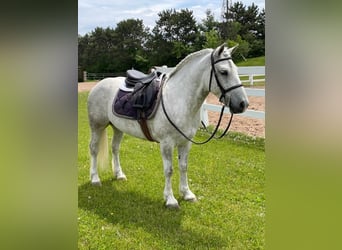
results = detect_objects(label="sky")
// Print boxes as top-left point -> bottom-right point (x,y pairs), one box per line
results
78,0 -> 265,36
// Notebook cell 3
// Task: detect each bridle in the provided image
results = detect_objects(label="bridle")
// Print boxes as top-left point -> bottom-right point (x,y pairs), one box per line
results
161,50 -> 243,145
209,51 -> 243,102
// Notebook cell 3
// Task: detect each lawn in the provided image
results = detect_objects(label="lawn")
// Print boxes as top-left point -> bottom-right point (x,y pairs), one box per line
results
236,56 -> 265,66
78,92 -> 265,249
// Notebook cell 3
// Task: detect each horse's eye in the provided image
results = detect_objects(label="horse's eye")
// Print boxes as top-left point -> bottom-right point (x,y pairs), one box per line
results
220,70 -> 228,75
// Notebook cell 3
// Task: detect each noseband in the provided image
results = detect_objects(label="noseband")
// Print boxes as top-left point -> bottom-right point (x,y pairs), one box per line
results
160,50 -> 242,145
209,51 -> 243,102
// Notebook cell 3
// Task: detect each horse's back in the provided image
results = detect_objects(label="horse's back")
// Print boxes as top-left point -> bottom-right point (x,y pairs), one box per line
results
87,77 -> 123,128
89,77 -> 123,96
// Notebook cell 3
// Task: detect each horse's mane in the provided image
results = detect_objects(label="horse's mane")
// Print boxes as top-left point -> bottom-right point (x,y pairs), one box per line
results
168,48 -> 212,79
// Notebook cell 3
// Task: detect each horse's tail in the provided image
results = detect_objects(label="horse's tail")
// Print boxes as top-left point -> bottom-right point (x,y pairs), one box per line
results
97,128 -> 109,170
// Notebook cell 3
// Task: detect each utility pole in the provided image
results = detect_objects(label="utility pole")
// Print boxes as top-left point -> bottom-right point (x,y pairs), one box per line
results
222,0 -> 232,21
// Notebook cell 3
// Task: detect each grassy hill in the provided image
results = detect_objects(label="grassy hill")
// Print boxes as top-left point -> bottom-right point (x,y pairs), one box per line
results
236,56 -> 265,66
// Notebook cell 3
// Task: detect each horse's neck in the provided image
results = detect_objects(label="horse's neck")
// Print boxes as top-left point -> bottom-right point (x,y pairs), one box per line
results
165,52 -> 211,116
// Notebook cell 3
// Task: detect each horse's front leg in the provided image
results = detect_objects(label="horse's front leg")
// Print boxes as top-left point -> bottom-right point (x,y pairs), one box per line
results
111,127 -> 127,180
178,143 -> 197,202
160,142 -> 179,209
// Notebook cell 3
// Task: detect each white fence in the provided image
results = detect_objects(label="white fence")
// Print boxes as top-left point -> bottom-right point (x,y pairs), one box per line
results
201,66 -> 265,124
238,66 -> 265,85
201,88 -> 265,126
84,72 -> 125,80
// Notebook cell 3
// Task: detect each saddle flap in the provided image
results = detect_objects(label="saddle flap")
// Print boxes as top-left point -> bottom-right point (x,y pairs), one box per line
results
132,81 -> 157,110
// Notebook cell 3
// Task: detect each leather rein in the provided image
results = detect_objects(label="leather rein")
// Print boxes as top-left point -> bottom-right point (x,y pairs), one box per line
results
161,50 -> 243,145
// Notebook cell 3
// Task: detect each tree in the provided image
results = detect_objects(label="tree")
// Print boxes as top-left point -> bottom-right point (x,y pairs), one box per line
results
78,4 -> 265,74
78,20 -> 150,73
203,30 -> 221,49
149,9 -> 200,66
221,1 -> 265,58
78,27 -> 116,72
200,9 -> 220,32
78,34 -> 90,71
256,8 -> 265,40
113,19 -> 150,72
227,35 -> 250,61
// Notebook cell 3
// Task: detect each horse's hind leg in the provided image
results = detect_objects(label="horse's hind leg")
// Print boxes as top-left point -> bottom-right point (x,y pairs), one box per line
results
178,143 -> 197,202
111,127 -> 127,180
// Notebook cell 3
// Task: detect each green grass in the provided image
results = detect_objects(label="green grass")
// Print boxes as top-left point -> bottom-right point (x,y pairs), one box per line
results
78,92 -> 265,249
236,56 -> 265,66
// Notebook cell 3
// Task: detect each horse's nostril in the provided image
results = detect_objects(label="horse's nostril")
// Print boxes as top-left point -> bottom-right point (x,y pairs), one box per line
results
240,101 -> 247,110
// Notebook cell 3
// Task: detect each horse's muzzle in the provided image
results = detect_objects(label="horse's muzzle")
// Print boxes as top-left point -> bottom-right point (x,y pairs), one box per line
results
229,98 -> 249,114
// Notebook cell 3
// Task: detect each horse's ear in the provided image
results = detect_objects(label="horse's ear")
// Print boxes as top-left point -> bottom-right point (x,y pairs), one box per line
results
215,43 -> 226,56
228,44 -> 239,55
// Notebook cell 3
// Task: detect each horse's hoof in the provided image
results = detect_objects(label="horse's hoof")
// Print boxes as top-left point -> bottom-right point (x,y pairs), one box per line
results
115,173 -> 127,181
91,181 -> 102,186
182,191 -> 197,202
185,197 -> 197,203
165,198 -> 180,209
166,203 -> 180,210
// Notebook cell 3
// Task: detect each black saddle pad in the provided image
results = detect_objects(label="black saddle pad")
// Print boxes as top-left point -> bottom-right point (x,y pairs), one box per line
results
113,81 -> 161,120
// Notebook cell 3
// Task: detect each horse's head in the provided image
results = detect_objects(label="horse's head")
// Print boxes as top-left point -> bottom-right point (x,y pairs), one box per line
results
210,44 -> 249,114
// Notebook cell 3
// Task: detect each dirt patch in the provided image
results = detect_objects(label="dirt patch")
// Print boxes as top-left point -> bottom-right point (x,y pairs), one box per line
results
206,93 -> 265,138
78,82 -> 98,92
78,82 -> 265,138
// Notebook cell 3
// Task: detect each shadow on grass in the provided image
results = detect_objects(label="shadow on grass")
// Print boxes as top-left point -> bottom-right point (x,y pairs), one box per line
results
78,179 -> 226,248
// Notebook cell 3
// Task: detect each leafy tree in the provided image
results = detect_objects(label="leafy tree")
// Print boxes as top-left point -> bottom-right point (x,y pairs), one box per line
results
200,9 -> 220,32
78,4 -> 265,74
250,7 -> 265,57
256,8 -> 265,40
227,35 -> 250,61
149,9 -> 200,66
113,19 -> 150,72
78,27 -> 116,72
78,20 -> 149,73
203,30 -> 221,49
221,21 -> 242,41
222,1 -> 246,40
78,34 -> 90,71
221,1 -> 264,58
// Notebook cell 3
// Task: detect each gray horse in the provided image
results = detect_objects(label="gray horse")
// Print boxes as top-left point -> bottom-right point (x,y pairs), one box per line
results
87,44 -> 248,208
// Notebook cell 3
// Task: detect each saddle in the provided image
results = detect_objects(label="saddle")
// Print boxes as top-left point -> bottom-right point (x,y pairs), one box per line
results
125,69 -> 158,88
113,69 -> 163,142
128,70 -> 158,110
